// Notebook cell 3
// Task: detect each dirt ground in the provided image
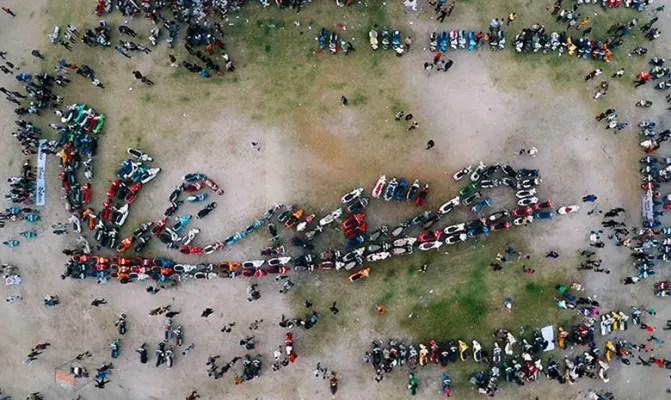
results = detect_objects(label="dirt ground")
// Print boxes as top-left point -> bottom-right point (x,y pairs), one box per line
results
2,0 -> 671,399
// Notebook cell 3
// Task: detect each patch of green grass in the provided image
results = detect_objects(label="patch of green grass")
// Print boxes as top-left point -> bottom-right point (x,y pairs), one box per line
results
349,92 -> 368,106
141,93 -> 154,104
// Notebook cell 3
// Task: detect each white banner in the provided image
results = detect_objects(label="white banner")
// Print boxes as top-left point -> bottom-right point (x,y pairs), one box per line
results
36,139 -> 47,206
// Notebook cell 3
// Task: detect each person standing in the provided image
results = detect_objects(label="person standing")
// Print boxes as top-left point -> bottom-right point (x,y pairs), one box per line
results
507,12 -> 516,25
31,50 -> 44,59
437,8 -> 447,23
408,121 -> 419,131
404,36 -> 412,50
426,140 -> 435,150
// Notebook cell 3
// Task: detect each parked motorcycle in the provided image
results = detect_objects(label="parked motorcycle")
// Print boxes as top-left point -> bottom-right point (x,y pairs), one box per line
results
318,28 -> 328,50
196,202 -> 217,219
369,28 -> 379,50
115,313 -> 127,335
372,175 -> 386,198
110,338 -> 120,359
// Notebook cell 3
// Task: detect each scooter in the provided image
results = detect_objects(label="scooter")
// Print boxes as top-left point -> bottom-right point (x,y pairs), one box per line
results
329,32 -> 339,54
429,32 -> 438,52
149,27 -> 160,46
319,208 -> 343,226
127,148 -> 153,162
372,175 -> 386,198
341,187 -> 364,204
381,30 -> 390,50
115,313 -> 127,335
110,338 -> 120,359
441,373 -> 451,397
318,28 -> 328,50
187,193 -> 208,202
348,266 -> 370,282
330,373 -> 338,395
473,340 -> 483,362
384,178 -> 398,201
173,215 -> 192,232
458,340 -> 469,361
453,165 -> 472,181
406,179 -> 420,201
557,205 -> 580,214
415,184 -> 429,206
197,202 -> 217,219
165,348 -> 173,368
3,240 -> 19,248
449,30 -> 458,50
136,343 -> 148,364
395,178 -> 408,201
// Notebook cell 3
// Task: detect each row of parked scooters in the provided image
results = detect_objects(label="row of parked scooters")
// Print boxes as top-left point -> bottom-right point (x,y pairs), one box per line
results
368,26 -> 405,55
62,162 -> 556,282
429,27 -> 505,52
513,26 -> 612,61
115,170 -> 223,255
366,326 -> 611,395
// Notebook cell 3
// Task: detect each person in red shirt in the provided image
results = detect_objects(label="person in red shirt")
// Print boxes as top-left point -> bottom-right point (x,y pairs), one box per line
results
2,7 -> 16,16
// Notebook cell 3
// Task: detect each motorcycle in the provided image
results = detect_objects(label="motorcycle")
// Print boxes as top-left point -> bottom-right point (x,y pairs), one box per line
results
372,175 -> 386,198
136,343 -> 148,364
196,202 -> 217,219
21,230 -> 37,238
110,338 -> 120,359
639,121 -> 656,128
636,99 -> 653,108
319,208 -> 343,227
453,165 -> 472,181
187,193 -> 208,202
347,266 -> 370,282
468,31 -> 476,51
449,30 -> 458,50
329,32 -> 339,54
392,30 -> 404,56
165,348 -> 173,368
492,343 -> 501,364
406,179 -> 420,201
329,372 -> 338,395
318,28 -> 328,50
296,214 -> 315,232
473,340 -> 483,362
174,325 -> 184,346
438,31 -> 448,52
395,178 -> 408,201
381,30 -> 390,50
384,178 -> 398,201
458,339 -> 469,361
418,240 -> 443,251
49,26 -> 59,44
173,215 -> 191,232
346,197 -> 369,213
415,184 -> 429,206
429,32 -> 438,52
458,30 -> 466,49
341,187 -> 364,204
3,240 -> 19,248
149,27 -> 160,46
369,28 -> 379,50
557,205 -> 579,214
115,313 -> 127,335
127,148 -> 153,162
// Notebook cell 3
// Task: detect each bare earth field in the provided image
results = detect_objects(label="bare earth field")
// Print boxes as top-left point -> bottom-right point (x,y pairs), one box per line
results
2,0 -> 671,399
